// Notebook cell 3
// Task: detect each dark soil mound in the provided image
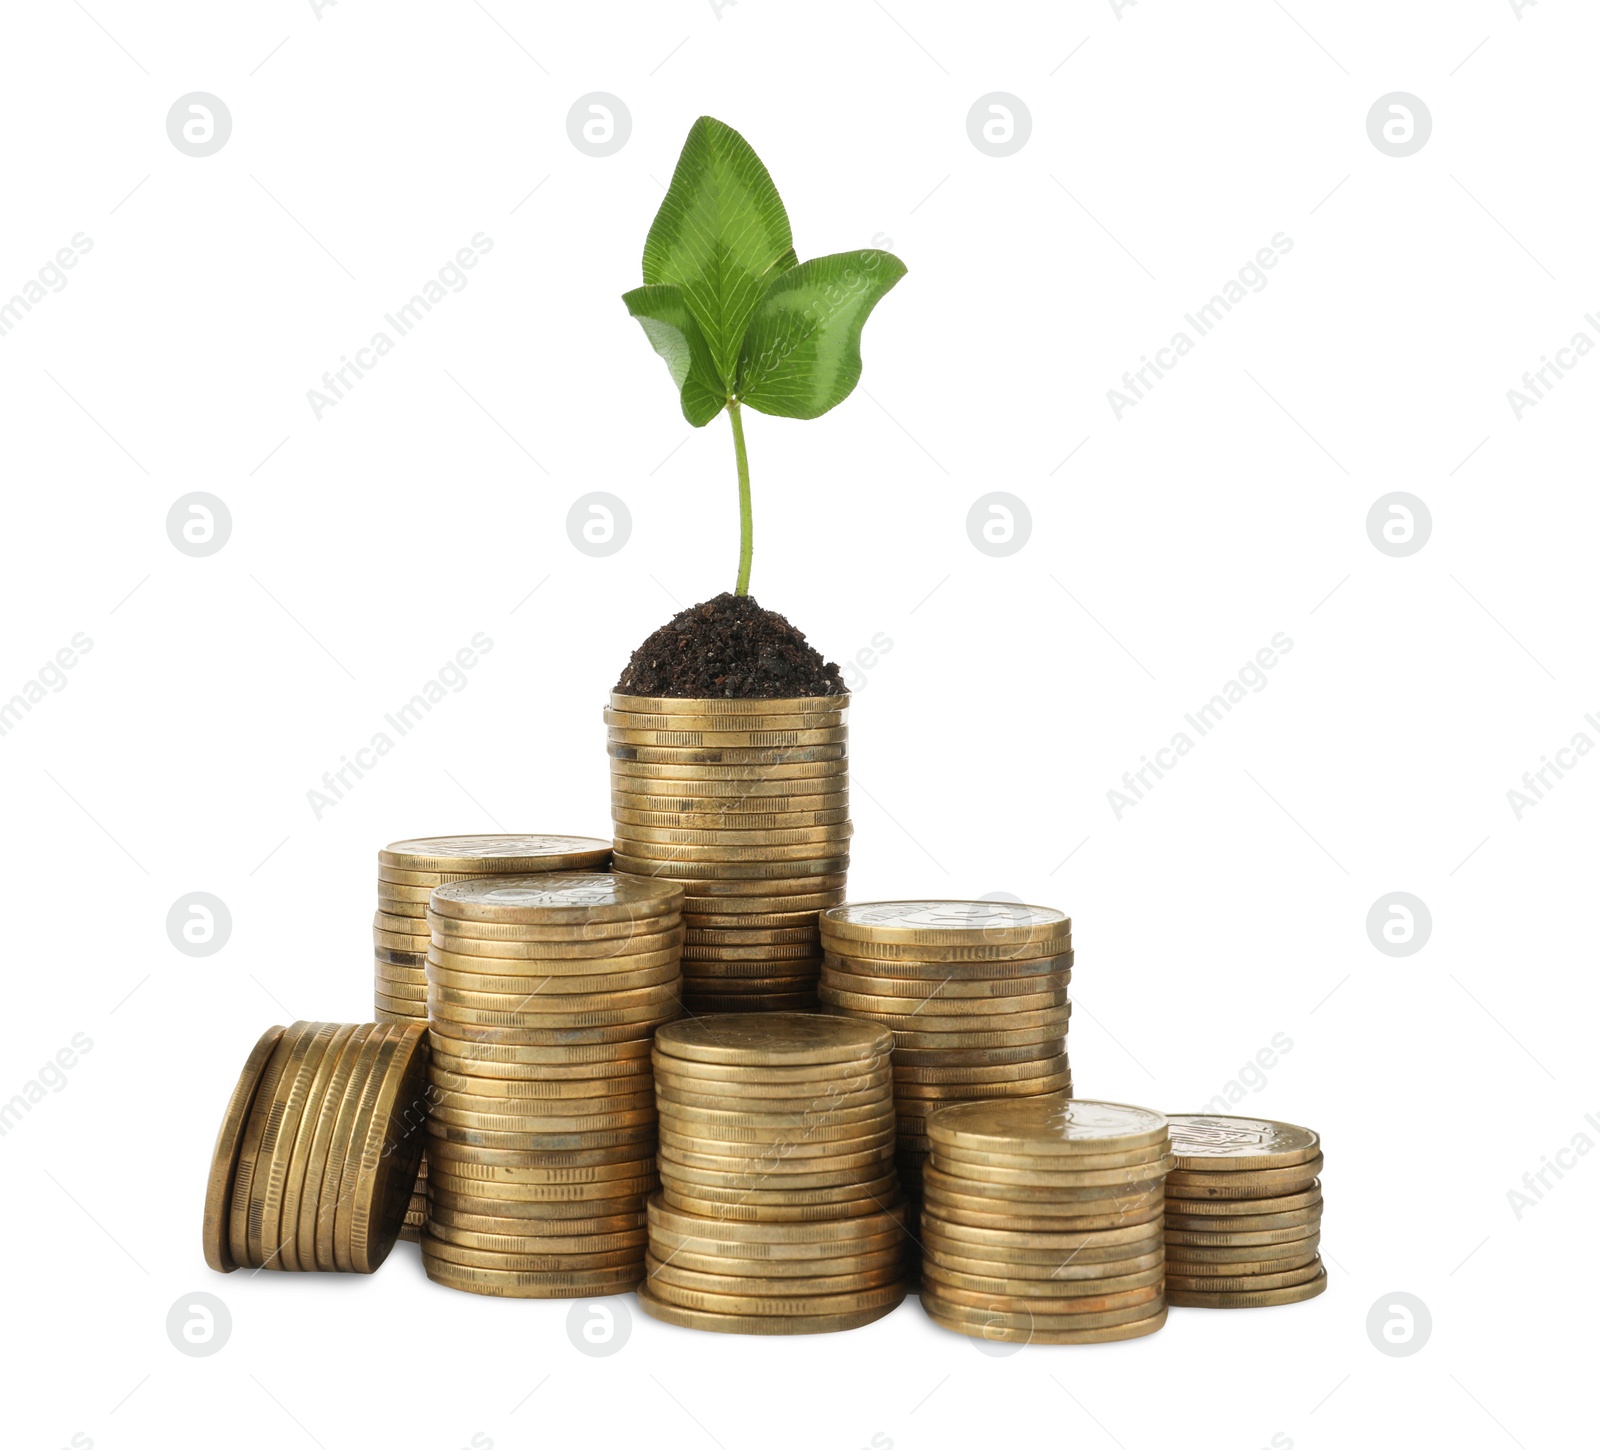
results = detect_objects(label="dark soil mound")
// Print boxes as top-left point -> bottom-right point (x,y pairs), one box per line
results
615,593 -> 845,699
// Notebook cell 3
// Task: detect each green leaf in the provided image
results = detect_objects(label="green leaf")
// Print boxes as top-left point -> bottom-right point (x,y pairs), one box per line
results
641,116 -> 796,392
736,250 -> 907,420
622,284 -> 726,428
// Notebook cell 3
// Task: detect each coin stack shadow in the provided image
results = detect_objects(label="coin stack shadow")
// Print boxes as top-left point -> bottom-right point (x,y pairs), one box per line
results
636,1012 -> 910,1334
202,1020 -> 429,1274
816,902 -> 1073,1208
372,834 -> 613,1239
606,692 -> 851,1013
919,1097 -> 1173,1345
420,873 -> 685,1297
1162,1114 -> 1326,1307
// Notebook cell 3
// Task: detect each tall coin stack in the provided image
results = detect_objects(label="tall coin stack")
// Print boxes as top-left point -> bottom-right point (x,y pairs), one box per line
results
203,1020 -> 429,1274
1162,1114 -> 1325,1308
606,692 -> 851,1013
420,873 -> 685,1297
637,1013 -> 909,1334
817,901 -> 1073,1204
372,835 -> 612,1239
920,1097 -> 1172,1345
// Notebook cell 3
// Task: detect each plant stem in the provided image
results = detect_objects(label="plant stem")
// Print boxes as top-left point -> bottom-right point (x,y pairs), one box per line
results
728,399 -> 753,596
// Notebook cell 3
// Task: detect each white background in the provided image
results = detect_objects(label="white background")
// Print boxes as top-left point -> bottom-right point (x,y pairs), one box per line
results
3,1 -> 1595,1446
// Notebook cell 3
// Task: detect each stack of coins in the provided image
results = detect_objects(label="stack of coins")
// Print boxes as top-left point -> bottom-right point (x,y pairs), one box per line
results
817,901 -> 1073,1203
919,1097 -> 1172,1345
1162,1114 -> 1325,1308
373,834 -> 612,1237
202,1020 -> 429,1274
606,693 -> 851,1012
636,1013 -> 908,1334
421,873 -> 684,1297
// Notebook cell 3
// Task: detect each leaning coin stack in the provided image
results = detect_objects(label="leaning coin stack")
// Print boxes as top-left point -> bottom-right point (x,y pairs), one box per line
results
373,834 -> 612,1237
1162,1114 -> 1325,1308
606,692 -> 851,1012
920,1097 -> 1172,1344
636,1013 -> 909,1334
202,1020 -> 429,1274
817,901 -> 1073,1204
421,873 -> 685,1297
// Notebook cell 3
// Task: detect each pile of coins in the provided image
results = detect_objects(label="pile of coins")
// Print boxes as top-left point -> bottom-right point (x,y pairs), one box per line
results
1163,1114 -> 1325,1308
606,692 -> 851,1013
421,873 -> 684,1297
637,1013 -> 908,1333
817,901 -> 1073,1203
202,1020 -> 429,1274
919,1097 -> 1172,1344
373,834 -> 612,1237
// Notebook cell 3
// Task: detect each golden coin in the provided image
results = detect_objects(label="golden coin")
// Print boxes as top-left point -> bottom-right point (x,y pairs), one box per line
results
426,1220 -> 648,1253
427,938 -> 684,971
1166,1268 -> 1327,1309
266,1022 -> 353,1271
935,1140 -> 1162,1177
427,1121 -> 658,1152
428,1067 -> 650,1101
658,1155 -> 893,1192
642,1270 -> 902,1317
922,1261 -> 1165,1299
659,1135 -> 893,1173
1166,1114 -> 1321,1170
422,1252 -> 639,1297
426,997 -> 679,1031
894,1054 -> 1072,1086
380,834 -> 611,872
927,1096 -> 1165,1157
343,1023 -> 430,1273
606,723 -> 849,749
658,1171 -> 898,1207
202,1024 -> 286,1273
825,970 -> 1067,1000
821,901 -> 1069,947
653,1050 -> 889,1085
921,1298 -> 1166,1343
373,944 -> 428,966
644,1254 -> 899,1296
1165,1157 -> 1324,1199
824,948 -> 1072,979
685,913 -> 826,934
655,1011 -> 889,1067
634,1280 -> 901,1334
675,872 -> 849,897
605,706 -> 845,732
659,1190 -> 897,1223
610,690 -> 847,713
649,1232 -> 905,1272
923,1237 -> 1162,1276
612,853 -> 850,881
428,1172 -> 656,1205
1165,1258 -> 1326,1293
292,1024 -> 379,1271
684,924 -> 820,944
425,1036 -> 652,1070
428,1240 -> 646,1271
428,912 -> 681,945
426,964 -> 681,999
429,1154 -> 655,1185
308,1024 -> 395,1271
655,1069 -> 890,1101
894,1076 -> 1074,1108
431,1089 -> 655,1123
426,1134 -> 653,1168
609,759 -> 849,787
821,987 -> 1067,1018
428,977 -> 679,1012
425,1011 -> 677,1046
430,872 -> 683,925
615,818 -> 852,847
1166,1222 -> 1322,1248
1165,1233 -> 1320,1265
920,1200 -> 1162,1235
922,1178 -> 1165,1214
1164,1182 -> 1323,1216
607,737 -> 847,763
241,1022 -> 329,1268
924,1160 -> 1173,1198
1165,1205 -> 1323,1234
612,836 -> 852,863
427,1194 -> 650,1227
892,1041 -> 1067,1070
881,1022 -> 1069,1052
656,1122 -> 896,1158
921,1214 -> 1161,1252
329,1024 -> 414,1272
851,1003 -> 1069,1035
614,807 -> 849,834
922,1277 -> 1161,1315
647,1192 -> 901,1238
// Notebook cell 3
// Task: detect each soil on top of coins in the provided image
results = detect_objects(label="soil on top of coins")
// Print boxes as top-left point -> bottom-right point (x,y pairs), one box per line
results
615,593 -> 845,699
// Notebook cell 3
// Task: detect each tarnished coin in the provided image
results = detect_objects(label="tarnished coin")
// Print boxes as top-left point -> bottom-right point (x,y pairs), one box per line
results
1165,1157 -> 1324,1199
1165,1221 -> 1322,1248
202,1024 -> 286,1273
1166,1114 -> 1321,1171
610,692 -> 848,716
1165,1183 -> 1323,1216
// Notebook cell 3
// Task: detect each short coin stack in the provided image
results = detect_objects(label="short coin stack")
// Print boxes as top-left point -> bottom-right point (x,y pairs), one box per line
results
421,873 -> 684,1297
920,1097 -> 1172,1344
373,834 -> 612,1239
202,1020 -> 429,1274
1163,1114 -> 1325,1308
606,692 -> 851,1013
817,901 -> 1073,1203
637,1013 -> 908,1334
